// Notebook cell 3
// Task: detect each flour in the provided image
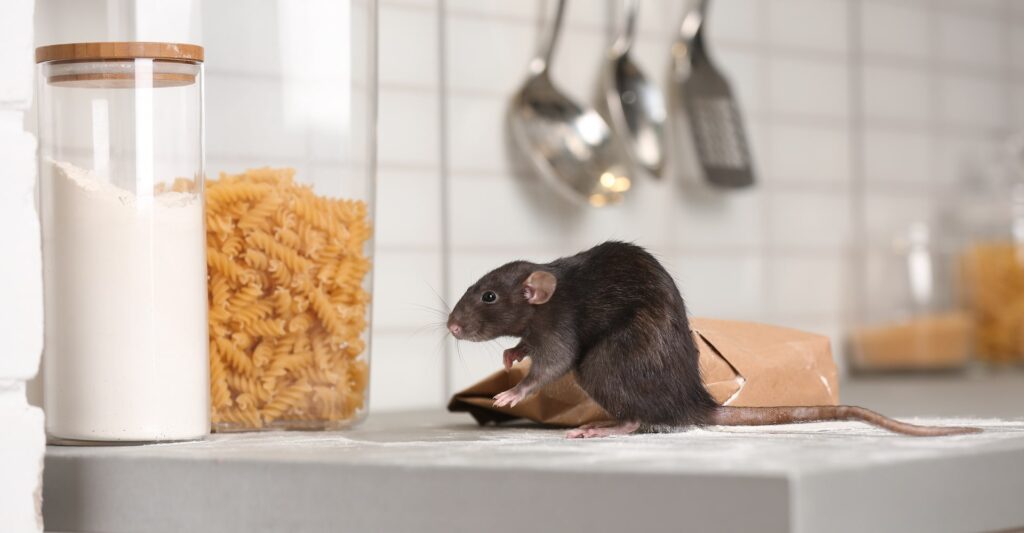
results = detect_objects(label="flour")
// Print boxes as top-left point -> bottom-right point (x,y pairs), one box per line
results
43,160 -> 209,441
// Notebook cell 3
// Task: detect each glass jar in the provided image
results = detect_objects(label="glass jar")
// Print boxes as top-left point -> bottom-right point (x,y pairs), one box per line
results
201,1 -> 376,431
848,221 -> 971,373
37,42 -> 209,441
959,136 -> 1024,365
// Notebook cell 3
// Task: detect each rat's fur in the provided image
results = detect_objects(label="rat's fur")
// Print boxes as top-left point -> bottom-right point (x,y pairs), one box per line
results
448,241 -> 979,437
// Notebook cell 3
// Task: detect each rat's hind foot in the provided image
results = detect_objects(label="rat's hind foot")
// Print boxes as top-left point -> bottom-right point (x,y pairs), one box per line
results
565,420 -> 641,439
567,420 -> 618,432
574,421 -> 612,431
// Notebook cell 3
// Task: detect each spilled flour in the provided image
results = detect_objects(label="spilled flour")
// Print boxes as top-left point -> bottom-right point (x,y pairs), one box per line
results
68,416 -> 1024,477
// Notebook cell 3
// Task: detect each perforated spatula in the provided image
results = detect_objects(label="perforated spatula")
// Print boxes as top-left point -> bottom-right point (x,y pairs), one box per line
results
669,0 -> 755,188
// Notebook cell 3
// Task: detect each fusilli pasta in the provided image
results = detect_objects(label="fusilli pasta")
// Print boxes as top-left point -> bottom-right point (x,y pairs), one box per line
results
206,167 -> 372,430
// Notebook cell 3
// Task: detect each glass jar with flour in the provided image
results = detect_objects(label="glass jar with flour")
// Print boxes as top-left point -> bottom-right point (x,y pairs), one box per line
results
36,42 -> 209,442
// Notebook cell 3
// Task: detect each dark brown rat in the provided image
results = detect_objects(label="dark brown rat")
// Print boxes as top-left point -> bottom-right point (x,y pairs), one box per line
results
446,241 -> 980,438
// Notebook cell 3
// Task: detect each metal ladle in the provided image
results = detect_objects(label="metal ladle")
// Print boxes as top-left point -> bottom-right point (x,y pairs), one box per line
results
597,0 -> 667,179
509,0 -> 631,207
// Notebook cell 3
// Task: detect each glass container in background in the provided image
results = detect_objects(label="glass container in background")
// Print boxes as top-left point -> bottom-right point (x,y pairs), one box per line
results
202,1 -> 377,431
848,221 -> 971,373
960,136 -> 1024,366
36,42 -> 209,441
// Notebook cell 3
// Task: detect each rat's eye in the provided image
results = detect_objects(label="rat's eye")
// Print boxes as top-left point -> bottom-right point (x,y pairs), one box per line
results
481,291 -> 498,304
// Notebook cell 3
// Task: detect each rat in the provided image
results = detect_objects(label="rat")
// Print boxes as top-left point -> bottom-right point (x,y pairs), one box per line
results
446,241 -> 980,438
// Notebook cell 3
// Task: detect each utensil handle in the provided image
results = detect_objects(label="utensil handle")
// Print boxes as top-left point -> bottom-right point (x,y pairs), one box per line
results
612,0 -> 640,55
532,0 -> 568,74
678,0 -> 707,44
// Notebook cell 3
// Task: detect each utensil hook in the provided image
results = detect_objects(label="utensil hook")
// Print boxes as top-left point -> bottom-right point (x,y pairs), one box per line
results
678,0 -> 708,46
530,0 -> 568,75
611,0 -> 640,56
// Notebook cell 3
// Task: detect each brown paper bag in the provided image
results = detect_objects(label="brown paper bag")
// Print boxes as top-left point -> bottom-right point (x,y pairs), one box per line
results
447,318 -> 839,427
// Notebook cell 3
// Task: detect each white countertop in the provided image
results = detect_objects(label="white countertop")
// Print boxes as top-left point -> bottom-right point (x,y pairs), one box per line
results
44,392 -> 1024,533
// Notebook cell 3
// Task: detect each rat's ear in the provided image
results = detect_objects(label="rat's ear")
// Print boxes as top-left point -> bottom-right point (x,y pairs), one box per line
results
523,271 -> 556,305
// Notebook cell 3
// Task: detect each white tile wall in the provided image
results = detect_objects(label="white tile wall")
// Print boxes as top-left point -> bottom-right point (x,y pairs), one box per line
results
862,128 -> 932,184
1013,81 -> 1024,128
937,75 -> 1005,130
765,124 -> 850,185
860,1 -> 930,61
862,193 -> 932,248
862,65 -> 931,122
373,250 -> 445,331
666,252 -> 766,319
379,3 -> 439,87
375,169 -> 443,247
767,191 -> 851,250
370,333 -> 448,410
378,89 -> 441,166
767,58 -> 850,120
671,189 -> 766,248
703,0 -> 762,44
767,0 -> 849,53
932,132 -> 993,185
3,1 -> 44,531
710,48 -> 764,114
445,94 -> 518,174
0,0 -> 35,108
1012,25 -> 1024,72
445,15 -> 534,95
936,9 -> 1005,72
767,254 -> 846,319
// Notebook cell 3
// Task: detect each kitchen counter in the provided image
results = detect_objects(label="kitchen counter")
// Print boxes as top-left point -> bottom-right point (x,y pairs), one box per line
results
44,399 -> 1024,533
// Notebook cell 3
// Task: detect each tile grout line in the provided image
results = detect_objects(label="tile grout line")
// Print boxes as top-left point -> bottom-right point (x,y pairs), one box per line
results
756,0 -> 773,324
925,0 -> 940,207
1001,2 -> 1014,141
845,0 -> 866,374
438,0 -> 453,401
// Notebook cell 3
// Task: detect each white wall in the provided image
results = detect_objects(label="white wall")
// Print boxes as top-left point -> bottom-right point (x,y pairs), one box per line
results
1,0 -> 45,530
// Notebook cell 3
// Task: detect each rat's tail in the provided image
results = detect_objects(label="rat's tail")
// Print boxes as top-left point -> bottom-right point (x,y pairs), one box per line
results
711,406 -> 981,436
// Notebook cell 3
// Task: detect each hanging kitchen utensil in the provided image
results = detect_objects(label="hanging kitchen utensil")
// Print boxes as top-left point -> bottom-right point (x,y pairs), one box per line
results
509,0 -> 632,207
668,0 -> 755,188
597,0 -> 667,179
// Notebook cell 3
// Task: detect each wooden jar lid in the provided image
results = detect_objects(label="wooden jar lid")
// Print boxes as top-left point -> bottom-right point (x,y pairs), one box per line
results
37,42 -> 203,88
36,42 -> 204,64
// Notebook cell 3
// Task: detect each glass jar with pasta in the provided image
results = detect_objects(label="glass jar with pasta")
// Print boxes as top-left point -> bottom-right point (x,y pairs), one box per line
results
202,2 -> 376,430
848,221 -> 971,373
959,137 -> 1024,365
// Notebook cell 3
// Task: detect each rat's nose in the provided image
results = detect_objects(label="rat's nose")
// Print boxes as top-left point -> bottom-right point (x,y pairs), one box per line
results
448,323 -> 463,338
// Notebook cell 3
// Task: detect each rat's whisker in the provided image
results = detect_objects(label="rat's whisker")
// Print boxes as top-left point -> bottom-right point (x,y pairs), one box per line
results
426,283 -> 452,313
407,319 -> 448,339
455,339 -> 467,368
432,332 -> 449,361
406,323 -> 440,340
406,303 -> 448,318
483,339 -> 504,358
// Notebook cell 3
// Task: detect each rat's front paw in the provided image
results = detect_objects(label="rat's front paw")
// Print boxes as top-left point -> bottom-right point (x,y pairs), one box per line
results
493,386 -> 530,408
502,347 -> 527,369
